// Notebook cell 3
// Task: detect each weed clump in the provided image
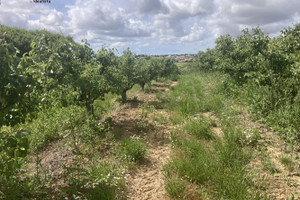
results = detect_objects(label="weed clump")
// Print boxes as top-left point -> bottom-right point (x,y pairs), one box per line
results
65,161 -> 126,200
184,115 -> 215,140
122,137 -> 147,162
165,177 -> 186,199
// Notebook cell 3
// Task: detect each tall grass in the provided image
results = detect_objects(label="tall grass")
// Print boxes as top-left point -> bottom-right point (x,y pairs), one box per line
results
166,75 -> 204,116
184,115 -> 215,140
223,79 -> 300,145
163,72 -> 262,199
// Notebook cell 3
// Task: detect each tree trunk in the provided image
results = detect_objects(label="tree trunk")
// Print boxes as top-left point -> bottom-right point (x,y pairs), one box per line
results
141,83 -> 145,91
86,99 -> 94,116
122,89 -> 127,104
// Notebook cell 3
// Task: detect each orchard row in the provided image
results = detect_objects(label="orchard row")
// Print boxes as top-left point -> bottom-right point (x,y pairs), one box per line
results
0,28 -> 179,126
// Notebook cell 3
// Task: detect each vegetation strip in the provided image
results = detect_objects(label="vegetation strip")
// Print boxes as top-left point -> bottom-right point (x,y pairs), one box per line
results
162,72 -> 299,199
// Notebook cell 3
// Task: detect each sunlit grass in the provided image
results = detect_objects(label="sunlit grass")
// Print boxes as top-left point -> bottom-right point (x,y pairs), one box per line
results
163,72 -> 262,200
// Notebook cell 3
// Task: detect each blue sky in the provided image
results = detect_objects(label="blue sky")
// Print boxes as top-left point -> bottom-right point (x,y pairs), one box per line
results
0,0 -> 299,55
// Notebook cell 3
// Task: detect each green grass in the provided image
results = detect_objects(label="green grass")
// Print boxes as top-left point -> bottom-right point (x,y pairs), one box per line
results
64,160 -> 126,200
166,75 -> 204,116
122,137 -> 147,162
261,155 -> 279,174
279,156 -> 293,166
152,112 -> 168,124
94,92 -> 118,117
163,72 -> 263,200
279,156 -> 295,171
266,104 -> 300,145
164,73 -> 228,117
175,62 -> 193,74
128,84 -> 142,95
169,113 -> 185,125
184,115 -> 215,140
165,176 -> 186,199
224,78 -> 300,145
22,105 -> 89,150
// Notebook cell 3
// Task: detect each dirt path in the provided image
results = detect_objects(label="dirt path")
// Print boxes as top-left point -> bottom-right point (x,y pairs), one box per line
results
127,143 -> 171,200
110,82 -> 177,200
111,105 -> 172,200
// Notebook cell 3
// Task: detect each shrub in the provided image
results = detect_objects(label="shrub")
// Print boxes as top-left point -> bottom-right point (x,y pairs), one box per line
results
23,105 -> 88,150
0,128 -> 31,199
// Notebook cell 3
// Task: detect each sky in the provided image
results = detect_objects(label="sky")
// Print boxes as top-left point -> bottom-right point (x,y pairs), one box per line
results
0,0 -> 299,55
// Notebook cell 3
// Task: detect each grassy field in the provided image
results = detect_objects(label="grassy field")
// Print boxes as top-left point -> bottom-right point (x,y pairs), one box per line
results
160,73 -> 259,199
161,72 -> 299,199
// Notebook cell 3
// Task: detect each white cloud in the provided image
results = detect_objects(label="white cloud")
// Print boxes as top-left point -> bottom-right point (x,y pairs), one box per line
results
149,0 -> 214,43
207,0 -> 300,37
67,0 -> 152,43
181,24 -> 205,42
0,0 -> 66,33
160,0 -> 214,19
205,12 -> 240,37
67,1 -> 124,31
0,0 -> 300,54
136,0 -> 164,14
0,11 -> 28,29
28,10 -> 66,32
